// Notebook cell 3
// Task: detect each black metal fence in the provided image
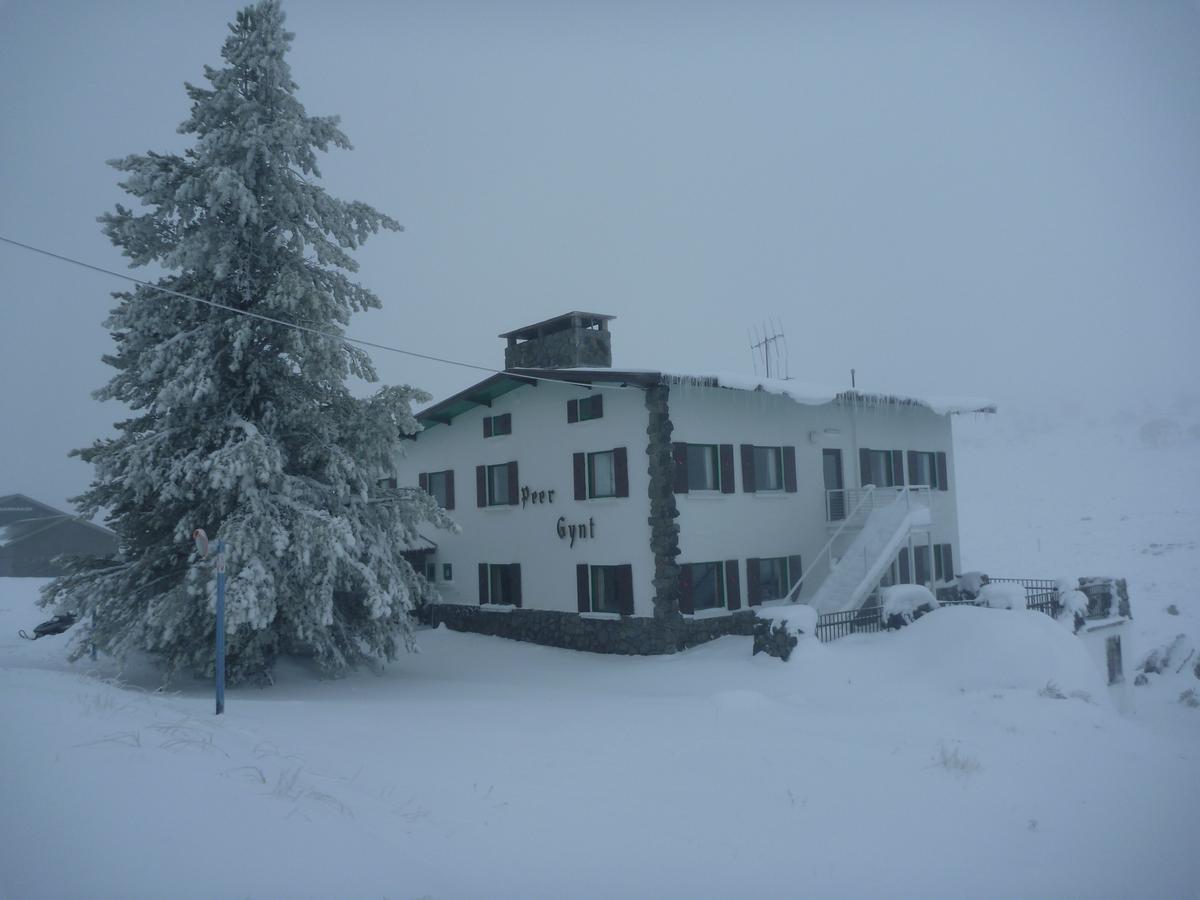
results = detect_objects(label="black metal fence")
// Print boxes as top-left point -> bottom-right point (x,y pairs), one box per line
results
814,577 -> 1061,643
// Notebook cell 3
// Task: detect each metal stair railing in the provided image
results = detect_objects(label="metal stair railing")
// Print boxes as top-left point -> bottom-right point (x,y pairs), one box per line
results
786,485 -> 931,605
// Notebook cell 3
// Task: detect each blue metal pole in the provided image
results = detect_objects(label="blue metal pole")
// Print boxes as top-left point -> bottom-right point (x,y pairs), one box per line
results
215,539 -> 226,715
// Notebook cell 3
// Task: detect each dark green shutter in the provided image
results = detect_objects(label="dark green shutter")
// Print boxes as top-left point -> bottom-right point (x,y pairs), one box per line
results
746,558 -> 761,606
859,448 -> 872,487
567,399 -> 579,423
678,564 -> 694,614
476,465 -> 486,507
478,563 -> 489,604
444,471 -> 455,510
783,446 -> 797,493
907,451 -> 919,486
509,564 -> 522,607
577,564 -> 591,613
891,450 -> 904,487
898,550 -> 910,584
719,445 -> 735,494
936,452 -> 948,491
741,445 -> 756,493
725,560 -> 741,610
617,564 -> 634,616
614,447 -> 629,498
787,555 -> 803,598
483,417 -> 493,438
573,452 -> 587,500
507,461 -> 519,505
673,442 -> 689,493
419,472 -> 428,492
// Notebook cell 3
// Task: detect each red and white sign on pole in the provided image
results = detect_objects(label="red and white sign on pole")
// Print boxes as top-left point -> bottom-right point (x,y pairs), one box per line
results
192,528 -> 210,560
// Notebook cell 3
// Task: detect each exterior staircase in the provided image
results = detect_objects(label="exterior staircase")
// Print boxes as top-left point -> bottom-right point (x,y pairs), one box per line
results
787,486 -> 932,614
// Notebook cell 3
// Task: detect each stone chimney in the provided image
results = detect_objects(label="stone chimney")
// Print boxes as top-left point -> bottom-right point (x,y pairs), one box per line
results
501,312 -> 614,370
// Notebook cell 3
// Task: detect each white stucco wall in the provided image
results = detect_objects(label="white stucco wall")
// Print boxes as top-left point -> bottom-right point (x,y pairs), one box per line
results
394,380 -> 658,615
654,383 -> 961,604
396,377 -> 967,619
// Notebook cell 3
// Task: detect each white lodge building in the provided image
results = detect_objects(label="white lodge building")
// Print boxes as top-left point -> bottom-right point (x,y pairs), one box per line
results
395,312 -> 995,654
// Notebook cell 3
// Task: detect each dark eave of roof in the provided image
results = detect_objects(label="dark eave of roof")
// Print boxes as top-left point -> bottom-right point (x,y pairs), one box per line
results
414,372 -> 539,431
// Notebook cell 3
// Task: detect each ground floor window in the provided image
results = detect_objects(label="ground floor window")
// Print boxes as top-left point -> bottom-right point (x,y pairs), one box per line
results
576,563 -> 634,615
478,563 -> 522,606
442,563 -> 453,582
678,560 -> 741,613
933,543 -> 954,582
747,554 -> 802,605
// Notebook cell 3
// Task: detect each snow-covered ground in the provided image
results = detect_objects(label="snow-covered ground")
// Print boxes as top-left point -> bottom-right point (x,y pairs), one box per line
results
2,416 -> 1199,899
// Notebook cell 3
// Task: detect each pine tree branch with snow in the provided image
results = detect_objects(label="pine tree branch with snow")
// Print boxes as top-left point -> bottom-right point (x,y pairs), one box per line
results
42,0 -> 445,683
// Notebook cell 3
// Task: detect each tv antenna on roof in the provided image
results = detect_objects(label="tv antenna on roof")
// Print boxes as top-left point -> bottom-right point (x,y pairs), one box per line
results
748,318 -> 790,380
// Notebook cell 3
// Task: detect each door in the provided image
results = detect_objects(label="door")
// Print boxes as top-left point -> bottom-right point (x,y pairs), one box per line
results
823,449 -> 845,520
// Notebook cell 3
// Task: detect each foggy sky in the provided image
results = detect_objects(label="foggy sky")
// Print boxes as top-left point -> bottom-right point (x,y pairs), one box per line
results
2,0 -> 1198,515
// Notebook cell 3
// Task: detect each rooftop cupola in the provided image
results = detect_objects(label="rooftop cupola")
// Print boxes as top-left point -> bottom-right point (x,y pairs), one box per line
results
500,311 -> 614,370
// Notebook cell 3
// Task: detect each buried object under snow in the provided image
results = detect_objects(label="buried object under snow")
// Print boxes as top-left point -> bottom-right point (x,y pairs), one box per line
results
18,613 -> 78,641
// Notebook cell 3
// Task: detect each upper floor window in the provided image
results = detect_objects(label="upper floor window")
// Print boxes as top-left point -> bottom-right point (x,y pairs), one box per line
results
478,562 -> 522,606
567,395 -> 603,423
476,461 -> 518,507
859,448 -> 903,488
747,554 -> 802,605
678,559 -> 741,613
576,563 -> 634,615
483,413 -> 512,438
419,469 -> 455,509
574,448 -> 629,499
907,450 -> 949,491
673,443 -> 734,494
740,444 -> 798,493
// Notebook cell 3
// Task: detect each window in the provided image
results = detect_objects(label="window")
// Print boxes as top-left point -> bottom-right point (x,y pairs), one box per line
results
906,450 -> 949,491
673,443 -> 734,494
478,563 -> 522,606
747,555 -> 802,605
741,444 -> 798,493
688,444 -> 719,491
574,448 -> 629,500
684,561 -> 724,611
425,562 -> 437,582
442,563 -> 453,582
377,477 -> 398,490
933,544 -> 954,582
576,563 -> 634,615
483,413 -> 512,438
476,461 -> 518,507
860,448 -> 903,488
420,469 -> 455,509
567,395 -> 603,423
678,560 -> 741,613
589,451 -> 616,498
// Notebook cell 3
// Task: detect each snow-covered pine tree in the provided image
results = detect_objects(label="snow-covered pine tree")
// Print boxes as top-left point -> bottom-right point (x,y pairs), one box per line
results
42,0 -> 449,683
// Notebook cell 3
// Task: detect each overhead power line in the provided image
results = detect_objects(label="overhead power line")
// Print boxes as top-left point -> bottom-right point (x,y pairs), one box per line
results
0,235 -> 632,394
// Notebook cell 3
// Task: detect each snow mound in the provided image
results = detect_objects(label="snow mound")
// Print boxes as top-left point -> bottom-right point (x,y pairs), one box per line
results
978,582 -> 1026,610
881,606 -> 1109,697
754,603 -> 818,634
881,584 -> 939,622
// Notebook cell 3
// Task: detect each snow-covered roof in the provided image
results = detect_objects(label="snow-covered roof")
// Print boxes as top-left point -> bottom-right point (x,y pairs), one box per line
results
399,533 -> 437,553
554,368 -> 998,416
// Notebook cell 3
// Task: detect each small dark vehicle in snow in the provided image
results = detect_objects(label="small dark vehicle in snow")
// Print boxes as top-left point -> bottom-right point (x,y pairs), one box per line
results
18,613 -> 77,641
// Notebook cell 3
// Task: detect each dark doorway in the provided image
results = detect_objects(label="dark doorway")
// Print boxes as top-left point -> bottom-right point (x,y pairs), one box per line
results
823,449 -> 845,520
